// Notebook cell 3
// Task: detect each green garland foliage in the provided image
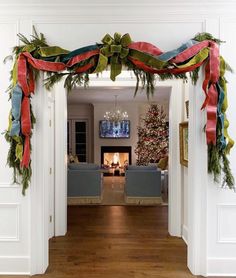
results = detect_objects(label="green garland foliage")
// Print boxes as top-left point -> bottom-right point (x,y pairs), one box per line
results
4,104 -> 35,195
208,144 -> 235,189
193,32 -> 225,44
4,28 -> 235,193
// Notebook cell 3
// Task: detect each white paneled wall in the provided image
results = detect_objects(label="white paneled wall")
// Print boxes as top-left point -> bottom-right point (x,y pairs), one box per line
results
0,1 -> 235,276
0,21 -> 31,275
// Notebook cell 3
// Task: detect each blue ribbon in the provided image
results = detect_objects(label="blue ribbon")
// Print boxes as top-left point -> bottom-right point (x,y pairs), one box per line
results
216,82 -> 226,149
10,84 -> 22,137
157,39 -> 199,62
61,44 -> 100,63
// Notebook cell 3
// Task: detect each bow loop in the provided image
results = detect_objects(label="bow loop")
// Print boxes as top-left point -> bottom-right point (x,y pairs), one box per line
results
97,33 -> 132,80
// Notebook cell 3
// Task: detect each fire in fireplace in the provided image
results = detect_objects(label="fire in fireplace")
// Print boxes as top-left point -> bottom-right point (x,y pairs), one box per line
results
103,152 -> 129,168
101,146 -> 132,169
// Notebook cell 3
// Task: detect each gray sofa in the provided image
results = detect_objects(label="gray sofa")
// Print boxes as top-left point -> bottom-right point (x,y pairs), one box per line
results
67,163 -> 102,205
125,165 -> 162,204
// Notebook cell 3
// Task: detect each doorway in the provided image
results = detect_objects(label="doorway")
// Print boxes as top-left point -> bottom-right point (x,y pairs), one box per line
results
33,72 -> 186,275
50,72 -> 184,237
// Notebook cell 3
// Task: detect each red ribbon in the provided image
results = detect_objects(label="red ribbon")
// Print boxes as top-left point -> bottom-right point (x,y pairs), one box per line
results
171,41 -> 209,63
22,52 -> 66,72
20,96 -> 31,168
18,54 -> 31,96
205,42 -> 219,145
75,62 -> 94,73
128,42 -> 163,56
128,57 -> 205,74
66,49 -> 99,67
206,84 -> 218,145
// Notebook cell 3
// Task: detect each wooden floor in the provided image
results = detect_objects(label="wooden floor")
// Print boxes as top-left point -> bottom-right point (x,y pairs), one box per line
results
1,206 -> 226,278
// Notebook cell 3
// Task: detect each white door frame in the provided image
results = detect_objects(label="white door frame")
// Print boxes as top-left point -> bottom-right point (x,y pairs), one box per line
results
30,72 -> 185,274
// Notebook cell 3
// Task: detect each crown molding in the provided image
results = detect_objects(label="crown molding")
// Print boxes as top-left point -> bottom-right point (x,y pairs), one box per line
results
0,2 -> 236,16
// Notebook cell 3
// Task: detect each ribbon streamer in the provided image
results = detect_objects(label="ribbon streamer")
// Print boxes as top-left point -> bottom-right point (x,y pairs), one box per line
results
10,84 -> 22,136
20,96 -> 31,168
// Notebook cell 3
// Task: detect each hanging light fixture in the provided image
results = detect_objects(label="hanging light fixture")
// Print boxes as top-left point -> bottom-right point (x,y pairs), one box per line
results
104,95 -> 128,122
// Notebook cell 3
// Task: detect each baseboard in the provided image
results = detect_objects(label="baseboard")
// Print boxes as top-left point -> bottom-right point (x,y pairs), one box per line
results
207,257 -> 236,276
125,196 -> 162,205
68,196 -> 101,205
0,256 -> 30,275
182,224 -> 188,244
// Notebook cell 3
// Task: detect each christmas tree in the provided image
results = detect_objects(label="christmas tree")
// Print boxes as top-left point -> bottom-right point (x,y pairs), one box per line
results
135,104 -> 168,165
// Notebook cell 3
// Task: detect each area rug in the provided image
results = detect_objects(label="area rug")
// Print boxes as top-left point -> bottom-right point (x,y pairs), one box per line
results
102,176 -> 126,205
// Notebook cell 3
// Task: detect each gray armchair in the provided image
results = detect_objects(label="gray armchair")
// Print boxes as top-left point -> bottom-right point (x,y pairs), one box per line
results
67,163 -> 102,205
125,165 -> 162,204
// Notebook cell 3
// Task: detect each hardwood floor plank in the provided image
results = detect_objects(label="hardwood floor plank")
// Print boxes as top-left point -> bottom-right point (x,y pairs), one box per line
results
0,206 -> 228,278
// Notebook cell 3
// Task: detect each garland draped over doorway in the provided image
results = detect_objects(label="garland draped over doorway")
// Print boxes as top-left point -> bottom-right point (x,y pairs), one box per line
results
4,28 -> 234,194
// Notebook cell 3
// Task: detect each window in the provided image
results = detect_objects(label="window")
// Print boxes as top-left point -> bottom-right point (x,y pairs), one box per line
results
67,119 -> 88,162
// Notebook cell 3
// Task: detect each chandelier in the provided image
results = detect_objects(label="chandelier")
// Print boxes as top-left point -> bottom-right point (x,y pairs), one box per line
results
104,95 -> 128,122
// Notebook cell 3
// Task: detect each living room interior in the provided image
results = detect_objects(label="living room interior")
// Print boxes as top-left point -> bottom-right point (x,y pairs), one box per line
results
67,85 -> 170,206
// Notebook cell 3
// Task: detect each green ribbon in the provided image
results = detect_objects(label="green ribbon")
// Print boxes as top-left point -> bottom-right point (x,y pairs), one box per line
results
22,44 -> 36,53
38,46 -> 70,57
219,56 -> 234,153
176,48 -> 209,68
94,33 -> 132,81
129,49 -> 167,70
12,60 -> 18,86
12,135 -> 23,162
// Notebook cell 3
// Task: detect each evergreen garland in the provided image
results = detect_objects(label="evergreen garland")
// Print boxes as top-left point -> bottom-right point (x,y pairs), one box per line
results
4,28 -> 235,193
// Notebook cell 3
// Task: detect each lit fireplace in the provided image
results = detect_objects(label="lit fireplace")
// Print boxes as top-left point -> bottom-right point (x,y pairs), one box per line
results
101,146 -> 132,169
103,152 -> 129,168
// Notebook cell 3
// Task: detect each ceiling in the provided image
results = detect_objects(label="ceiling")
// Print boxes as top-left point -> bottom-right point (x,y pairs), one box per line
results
67,86 -> 171,105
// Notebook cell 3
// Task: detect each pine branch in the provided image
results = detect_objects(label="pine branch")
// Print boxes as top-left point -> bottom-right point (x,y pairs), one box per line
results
193,32 -> 224,44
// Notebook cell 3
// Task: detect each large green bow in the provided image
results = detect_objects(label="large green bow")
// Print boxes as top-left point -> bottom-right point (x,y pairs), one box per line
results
94,32 -> 132,81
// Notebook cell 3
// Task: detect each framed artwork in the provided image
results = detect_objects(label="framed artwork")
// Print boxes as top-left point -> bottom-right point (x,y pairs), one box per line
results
179,121 -> 188,167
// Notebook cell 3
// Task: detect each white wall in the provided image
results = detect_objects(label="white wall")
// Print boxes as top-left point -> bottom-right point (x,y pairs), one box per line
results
93,103 -> 139,165
0,1 -> 236,276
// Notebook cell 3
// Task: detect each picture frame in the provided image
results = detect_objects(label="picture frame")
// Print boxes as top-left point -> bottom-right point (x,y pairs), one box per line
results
179,121 -> 188,167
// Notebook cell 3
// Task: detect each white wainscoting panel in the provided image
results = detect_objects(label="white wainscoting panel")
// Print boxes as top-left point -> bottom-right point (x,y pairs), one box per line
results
218,204 -> 236,243
207,258 -> 236,277
0,256 -> 30,275
0,204 -> 19,241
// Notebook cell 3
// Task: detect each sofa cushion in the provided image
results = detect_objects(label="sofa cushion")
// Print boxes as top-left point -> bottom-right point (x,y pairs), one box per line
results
68,163 -> 99,170
127,165 -> 157,171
